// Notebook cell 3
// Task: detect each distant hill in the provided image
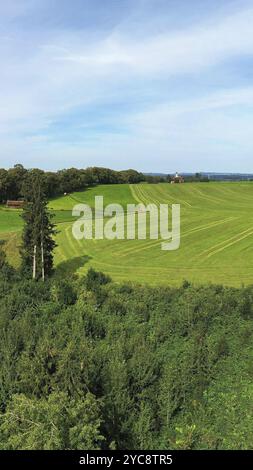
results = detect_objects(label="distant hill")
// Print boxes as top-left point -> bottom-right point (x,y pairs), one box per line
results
146,172 -> 253,181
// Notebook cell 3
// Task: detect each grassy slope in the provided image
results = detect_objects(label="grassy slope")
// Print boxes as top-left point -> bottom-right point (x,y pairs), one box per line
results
1,182 -> 253,286
0,206 -> 23,268
48,184 -> 136,224
0,206 -> 23,232
49,184 -> 135,210
54,181 -> 253,286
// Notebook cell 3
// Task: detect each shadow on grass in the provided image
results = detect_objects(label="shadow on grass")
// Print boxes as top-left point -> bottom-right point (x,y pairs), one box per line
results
54,255 -> 91,278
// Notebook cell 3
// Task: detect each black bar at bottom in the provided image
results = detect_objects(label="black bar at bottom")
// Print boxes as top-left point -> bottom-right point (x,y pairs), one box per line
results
0,450 -> 252,467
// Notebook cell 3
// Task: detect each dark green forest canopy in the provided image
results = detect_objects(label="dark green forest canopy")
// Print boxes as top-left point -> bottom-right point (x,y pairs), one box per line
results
0,262 -> 253,450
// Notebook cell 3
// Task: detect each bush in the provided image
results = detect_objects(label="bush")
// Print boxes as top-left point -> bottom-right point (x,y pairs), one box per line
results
86,268 -> 111,291
52,279 -> 77,306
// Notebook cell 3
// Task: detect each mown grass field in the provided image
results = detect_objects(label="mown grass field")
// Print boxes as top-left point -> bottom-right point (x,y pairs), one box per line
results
1,182 -> 253,285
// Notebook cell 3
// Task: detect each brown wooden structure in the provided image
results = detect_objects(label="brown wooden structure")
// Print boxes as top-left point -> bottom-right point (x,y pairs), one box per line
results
6,200 -> 25,209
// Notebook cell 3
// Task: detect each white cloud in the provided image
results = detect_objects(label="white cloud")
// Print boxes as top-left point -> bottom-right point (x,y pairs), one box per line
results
1,1 -> 253,170
54,6 -> 253,75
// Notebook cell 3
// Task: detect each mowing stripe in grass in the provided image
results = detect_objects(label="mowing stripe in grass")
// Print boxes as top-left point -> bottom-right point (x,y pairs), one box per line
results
205,228 -> 253,259
118,216 -> 237,257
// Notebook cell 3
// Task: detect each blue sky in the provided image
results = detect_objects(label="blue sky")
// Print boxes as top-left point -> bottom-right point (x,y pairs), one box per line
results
1,0 -> 253,172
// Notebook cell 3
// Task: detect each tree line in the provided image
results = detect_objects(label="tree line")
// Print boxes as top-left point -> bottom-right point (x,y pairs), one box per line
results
0,164 -> 146,203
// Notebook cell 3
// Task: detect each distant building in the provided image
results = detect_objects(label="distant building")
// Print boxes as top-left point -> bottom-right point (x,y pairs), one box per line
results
171,172 -> 184,184
6,200 -> 25,209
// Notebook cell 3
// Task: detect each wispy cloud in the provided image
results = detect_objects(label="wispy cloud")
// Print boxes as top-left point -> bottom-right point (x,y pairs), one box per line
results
55,6 -> 253,75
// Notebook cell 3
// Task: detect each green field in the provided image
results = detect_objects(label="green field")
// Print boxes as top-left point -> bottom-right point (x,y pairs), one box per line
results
48,184 -> 135,211
1,182 -> 253,285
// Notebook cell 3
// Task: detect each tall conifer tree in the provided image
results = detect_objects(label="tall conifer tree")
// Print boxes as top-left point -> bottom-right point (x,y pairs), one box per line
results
20,170 -> 56,279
